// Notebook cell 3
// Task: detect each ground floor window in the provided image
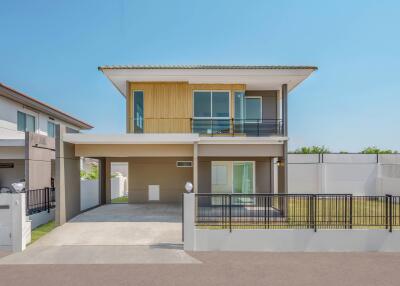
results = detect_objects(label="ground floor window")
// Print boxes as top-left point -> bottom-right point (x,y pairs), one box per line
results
211,161 -> 255,194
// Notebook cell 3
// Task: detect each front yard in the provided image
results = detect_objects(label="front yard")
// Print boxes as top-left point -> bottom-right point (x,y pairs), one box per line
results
112,196 -> 129,203
30,221 -> 56,244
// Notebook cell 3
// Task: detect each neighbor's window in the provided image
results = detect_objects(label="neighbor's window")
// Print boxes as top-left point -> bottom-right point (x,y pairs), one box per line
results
17,111 -> 36,132
47,121 -> 56,138
66,127 -> 79,133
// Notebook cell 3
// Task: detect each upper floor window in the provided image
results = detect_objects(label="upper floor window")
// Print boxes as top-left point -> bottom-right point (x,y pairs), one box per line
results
66,127 -> 79,133
133,91 -> 144,133
47,121 -> 56,138
245,97 -> 262,122
234,92 -> 262,122
17,111 -> 36,132
193,91 -> 230,118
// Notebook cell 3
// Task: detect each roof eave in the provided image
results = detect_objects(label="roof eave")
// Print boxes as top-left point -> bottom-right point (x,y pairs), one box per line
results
0,83 -> 93,130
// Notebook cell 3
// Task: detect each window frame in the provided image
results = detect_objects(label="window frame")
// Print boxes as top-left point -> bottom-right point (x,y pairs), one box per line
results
211,160 -> 256,194
192,90 -> 231,119
47,121 -> 56,138
244,96 -> 262,124
132,90 -> 144,133
17,111 -> 36,133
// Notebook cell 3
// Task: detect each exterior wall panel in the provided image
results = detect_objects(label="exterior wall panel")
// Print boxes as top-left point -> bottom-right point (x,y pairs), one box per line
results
128,82 -> 247,133
75,144 -> 194,157
198,144 -> 283,157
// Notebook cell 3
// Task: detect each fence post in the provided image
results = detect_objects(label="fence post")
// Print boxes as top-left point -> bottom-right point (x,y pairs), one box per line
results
25,190 -> 29,215
229,194 -> 232,233
349,195 -> 353,229
267,196 -> 271,229
385,195 -> 389,230
264,196 -> 267,229
47,187 -> 50,213
387,195 -> 393,232
313,195 -> 317,232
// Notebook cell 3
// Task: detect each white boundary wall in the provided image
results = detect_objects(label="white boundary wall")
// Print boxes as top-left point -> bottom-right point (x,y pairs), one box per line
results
183,193 -> 400,252
193,229 -> 400,252
0,193 -> 31,252
111,176 -> 127,199
80,179 -> 100,211
288,154 -> 400,195
29,209 -> 55,229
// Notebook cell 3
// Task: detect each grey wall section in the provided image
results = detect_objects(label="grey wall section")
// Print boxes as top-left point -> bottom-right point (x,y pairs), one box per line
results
106,157 -> 193,203
25,132 -> 55,190
198,157 -> 272,194
131,157 -> 192,203
198,144 -> 283,157
55,126 -> 81,225
246,90 -> 277,119
0,159 -> 24,189
64,146 -> 80,221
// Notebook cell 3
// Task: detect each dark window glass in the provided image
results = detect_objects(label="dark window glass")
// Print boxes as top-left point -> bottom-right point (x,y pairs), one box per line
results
17,111 -> 26,131
47,121 -> 56,137
133,91 -> 144,133
194,91 -> 211,117
212,92 -> 229,118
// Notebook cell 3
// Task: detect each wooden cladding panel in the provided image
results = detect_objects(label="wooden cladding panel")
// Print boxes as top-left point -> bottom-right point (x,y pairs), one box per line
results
128,82 -> 246,133
144,118 -> 191,133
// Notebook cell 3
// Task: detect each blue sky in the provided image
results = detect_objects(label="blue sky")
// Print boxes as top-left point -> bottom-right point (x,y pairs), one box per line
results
1,0 -> 399,152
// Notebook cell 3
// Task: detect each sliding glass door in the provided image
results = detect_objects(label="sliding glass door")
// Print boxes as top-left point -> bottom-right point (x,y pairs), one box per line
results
233,162 -> 254,194
211,161 -> 255,204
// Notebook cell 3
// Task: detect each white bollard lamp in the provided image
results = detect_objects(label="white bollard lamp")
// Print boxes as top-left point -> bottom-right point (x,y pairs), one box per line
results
185,181 -> 193,193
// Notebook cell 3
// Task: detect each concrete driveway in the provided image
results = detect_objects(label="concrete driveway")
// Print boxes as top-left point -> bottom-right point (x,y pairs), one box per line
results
0,204 -> 199,264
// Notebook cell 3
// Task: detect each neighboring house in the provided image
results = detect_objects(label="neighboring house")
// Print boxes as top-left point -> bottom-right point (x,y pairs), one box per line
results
0,83 -> 93,191
58,65 -> 316,222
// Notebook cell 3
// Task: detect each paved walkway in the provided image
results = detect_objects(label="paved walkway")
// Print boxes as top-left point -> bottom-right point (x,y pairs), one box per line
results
0,204 -> 199,264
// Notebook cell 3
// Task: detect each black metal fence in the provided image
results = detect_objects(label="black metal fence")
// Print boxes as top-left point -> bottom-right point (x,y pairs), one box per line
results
195,194 -> 400,231
25,187 -> 56,215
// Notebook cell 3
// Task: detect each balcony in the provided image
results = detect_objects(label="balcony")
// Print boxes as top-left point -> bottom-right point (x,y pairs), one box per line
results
132,118 -> 284,137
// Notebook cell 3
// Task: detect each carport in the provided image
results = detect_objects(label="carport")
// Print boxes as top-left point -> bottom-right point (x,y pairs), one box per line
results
54,126 -> 196,225
0,203 -> 199,264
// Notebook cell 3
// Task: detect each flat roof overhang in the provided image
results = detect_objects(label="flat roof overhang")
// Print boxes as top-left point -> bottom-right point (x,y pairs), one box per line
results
63,133 -> 287,145
98,66 -> 317,98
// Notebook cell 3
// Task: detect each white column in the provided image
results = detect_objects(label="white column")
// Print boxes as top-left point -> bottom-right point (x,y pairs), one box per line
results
10,193 -> 30,252
55,125 -> 66,225
183,193 -> 196,251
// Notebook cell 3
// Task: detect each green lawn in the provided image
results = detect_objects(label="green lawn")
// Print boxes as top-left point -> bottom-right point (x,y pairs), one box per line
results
30,220 -> 56,245
111,196 -> 129,203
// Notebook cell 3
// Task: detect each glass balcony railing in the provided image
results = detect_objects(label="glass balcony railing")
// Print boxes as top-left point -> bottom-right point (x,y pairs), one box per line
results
132,118 -> 284,137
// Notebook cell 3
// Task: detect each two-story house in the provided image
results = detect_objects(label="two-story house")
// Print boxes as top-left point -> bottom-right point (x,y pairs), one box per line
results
58,65 -> 316,222
0,83 -> 92,191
